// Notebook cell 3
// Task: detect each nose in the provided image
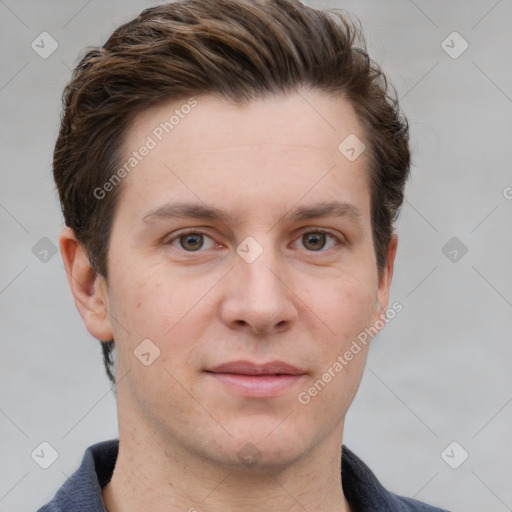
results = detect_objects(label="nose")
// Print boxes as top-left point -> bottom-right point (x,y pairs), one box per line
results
219,247 -> 298,336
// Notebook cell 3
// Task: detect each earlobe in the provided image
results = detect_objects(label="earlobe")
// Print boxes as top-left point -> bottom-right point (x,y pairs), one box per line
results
59,227 -> 114,341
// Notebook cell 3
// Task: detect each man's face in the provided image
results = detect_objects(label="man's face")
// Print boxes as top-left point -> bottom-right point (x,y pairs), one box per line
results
92,91 -> 395,468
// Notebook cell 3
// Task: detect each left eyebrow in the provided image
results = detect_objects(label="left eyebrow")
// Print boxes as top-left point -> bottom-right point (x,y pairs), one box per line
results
279,200 -> 363,225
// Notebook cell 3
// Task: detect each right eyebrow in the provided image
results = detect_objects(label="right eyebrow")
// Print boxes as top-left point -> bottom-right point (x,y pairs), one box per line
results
142,202 -> 239,225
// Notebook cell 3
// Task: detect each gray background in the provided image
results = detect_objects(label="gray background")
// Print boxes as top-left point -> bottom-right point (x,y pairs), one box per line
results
1,1 -> 511,511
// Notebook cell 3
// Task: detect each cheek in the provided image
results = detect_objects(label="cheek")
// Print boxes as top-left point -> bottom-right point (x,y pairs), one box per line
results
303,273 -> 377,401
107,262 -> 181,336
107,265 -> 211,379
309,271 -> 378,338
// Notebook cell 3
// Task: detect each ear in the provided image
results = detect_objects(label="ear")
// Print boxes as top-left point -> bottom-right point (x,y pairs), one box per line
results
59,227 -> 113,340
375,233 -> 398,318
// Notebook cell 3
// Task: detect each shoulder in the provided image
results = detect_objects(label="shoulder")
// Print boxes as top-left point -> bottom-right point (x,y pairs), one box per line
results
35,439 -> 119,512
341,446 -> 450,512
388,494 -> 451,511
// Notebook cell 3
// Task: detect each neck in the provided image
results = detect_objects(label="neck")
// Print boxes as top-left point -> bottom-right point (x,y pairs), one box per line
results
102,424 -> 351,512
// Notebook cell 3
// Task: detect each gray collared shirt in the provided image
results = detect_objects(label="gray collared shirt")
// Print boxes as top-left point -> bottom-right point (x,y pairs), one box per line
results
36,439 -> 450,512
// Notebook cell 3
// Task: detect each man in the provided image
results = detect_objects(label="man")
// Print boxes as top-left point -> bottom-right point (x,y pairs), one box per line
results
37,0 -> 450,510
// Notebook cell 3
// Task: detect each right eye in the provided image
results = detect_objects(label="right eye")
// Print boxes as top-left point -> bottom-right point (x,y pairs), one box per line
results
167,231 -> 217,252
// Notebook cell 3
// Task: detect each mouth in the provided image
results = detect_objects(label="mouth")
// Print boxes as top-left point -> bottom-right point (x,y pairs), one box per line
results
204,360 -> 307,397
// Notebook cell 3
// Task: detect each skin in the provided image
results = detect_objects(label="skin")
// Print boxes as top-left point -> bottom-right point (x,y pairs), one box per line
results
61,89 -> 397,512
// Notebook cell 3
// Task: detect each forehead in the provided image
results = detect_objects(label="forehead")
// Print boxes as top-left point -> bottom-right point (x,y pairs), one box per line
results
126,90 -> 365,153
116,90 -> 371,223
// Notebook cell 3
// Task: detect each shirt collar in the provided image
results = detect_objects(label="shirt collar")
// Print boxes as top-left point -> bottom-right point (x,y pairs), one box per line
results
38,438 -> 435,512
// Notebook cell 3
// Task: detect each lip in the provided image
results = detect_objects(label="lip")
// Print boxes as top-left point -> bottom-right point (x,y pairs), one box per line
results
207,360 -> 304,375
205,360 -> 306,397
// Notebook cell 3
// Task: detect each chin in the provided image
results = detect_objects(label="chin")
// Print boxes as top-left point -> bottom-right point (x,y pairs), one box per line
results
201,421 -> 311,471
213,443 -> 306,473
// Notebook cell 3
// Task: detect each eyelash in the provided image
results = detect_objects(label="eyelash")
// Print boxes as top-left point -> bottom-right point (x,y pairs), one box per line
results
165,228 -> 343,253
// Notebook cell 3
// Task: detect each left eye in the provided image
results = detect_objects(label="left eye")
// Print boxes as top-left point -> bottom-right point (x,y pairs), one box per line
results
297,231 -> 339,251
170,232 -> 217,251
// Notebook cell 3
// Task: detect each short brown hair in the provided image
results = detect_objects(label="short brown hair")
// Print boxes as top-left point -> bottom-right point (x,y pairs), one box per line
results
54,0 -> 410,387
